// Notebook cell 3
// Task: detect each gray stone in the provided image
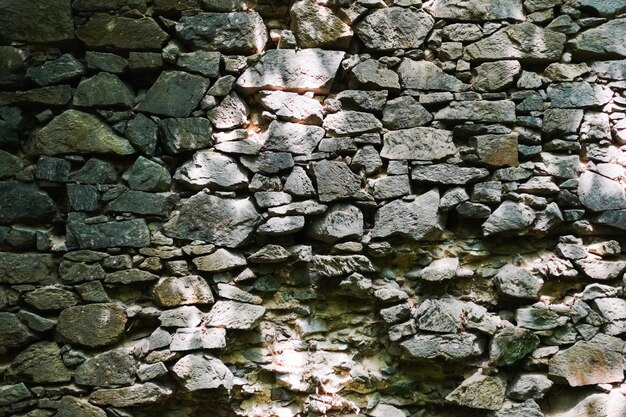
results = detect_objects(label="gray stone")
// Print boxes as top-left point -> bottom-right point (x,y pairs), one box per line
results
0,85 -> 72,107
85,51 -> 128,74
571,19 -> 626,58
382,96 -> 432,130
0,181 -> 57,225
268,201 -> 326,216
312,255 -> 377,277
490,327 -> 540,366
493,400 -> 544,417
108,191 -> 178,217
159,117 -> 212,154
415,296 -> 469,333
206,300 -> 265,329
313,160 -> 361,202
0,383 -> 31,407
176,12 -> 267,54
76,15 -> 168,50
435,100 -> 516,122
336,90 -> 387,112
593,297 -> 626,334
175,150 -> 248,191
89,383 -> 172,407
591,60 -> 626,80
398,59 -> 468,92
323,111 -> 382,136
263,121 -> 325,155
217,283 -> 262,304
0,150 -> 24,179
494,264 -> 543,299
417,258 -> 459,282
74,73 -> 134,108
164,193 -> 260,247
576,260 -> 626,281
464,23 -> 566,62
284,166 -> 316,197
290,0 -> 352,49
545,63 -> 590,81
27,54 -> 84,86
0,0 -> 74,43
412,164 -> 489,185
507,373 -> 553,400
152,275 -> 214,307
308,204 -> 363,243
547,82 -> 613,108
237,49 -> 345,94
7,342 -> 71,384
66,215 -> 150,249
541,390 -> 626,417
446,371 -> 506,411
354,8 -> 434,51
105,269 -> 159,284
257,91 -> 323,125
372,175 -> 411,200
578,171 -> 626,212
215,138 -> 262,155
159,306 -> 203,328
516,306 -> 568,330
539,153 -> 579,179
194,249 -> 247,272
473,60 -> 521,92
24,286 -> 78,311
543,108 -> 584,138
350,59 -> 400,91
29,110 -> 135,156
56,396 -> 106,417
257,216 -> 305,235
427,0 -> 524,21
207,93 -> 249,129
127,157 -> 170,192
170,328 -> 226,351
137,363 -> 168,382
57,304 -> 127,348
125,114 -> 158,155
172,354 -> 234,391
177,51 -> 221,78
482,201 -> 535,236
369,404 -> 405,417
138,71 -> 210,118
381,127 -> 456,161
75,349 -> 137,387
248,245 -> 290,264
75,281 -> 110,303
351,145 -> 382,175
549,334 -> 624,386
401,333 -> 484,360
0,253 -> 56,284
573,0 -> 626,16
67,184 -> 99,212
0,313 -> 35,353
254,191 -> 292,208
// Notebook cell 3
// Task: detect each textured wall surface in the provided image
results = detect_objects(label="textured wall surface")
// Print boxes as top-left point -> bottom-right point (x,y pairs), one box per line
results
1,0 -> 626,416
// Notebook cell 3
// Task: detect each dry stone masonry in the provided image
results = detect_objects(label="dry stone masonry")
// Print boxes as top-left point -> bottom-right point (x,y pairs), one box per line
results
2,0 -> 626,416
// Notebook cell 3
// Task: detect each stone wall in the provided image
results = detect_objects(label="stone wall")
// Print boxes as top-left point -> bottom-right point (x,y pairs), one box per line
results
1,0 -> 626,416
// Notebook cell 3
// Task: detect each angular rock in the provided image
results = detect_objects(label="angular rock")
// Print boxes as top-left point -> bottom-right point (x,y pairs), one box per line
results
176,51 -> 221,78
138,71 -> 210,118
108,191 -> 178,217
290,0 -> 352,49
507,373 -> 553,400
543,108 -> 584,138
0,313 -> 35,352
75,349 -> 137,387
176,12 -> 267,54
193,249 -> 247,273
312,255 -> 377,277
125,113 -> 158,155
0,383 -> 31,407
493,400 -> 544,417
382,96 -> 431,130
323,111 -> 382,136
127,157 -> 171,192
0,181 -> 57,225
593,297 -> 626,334
578,171 -> 626,212
105,269 -> 159,284
571,19 -> 626,59
240,152 -> 294,174
237,49 -> 345,94
308,204 -> 363,243
354,8 -> 434,51
549,334 -> 624,386
372,189 -> 442,241
494,264 -> 543,299
159,306 -> 203,328
577,260 -> 626,281
0,46 -> 26,90
207,93 -> 249,129
0,85 -> 72,106
352,145 -> 382,175
434,100 -> 516,122
516,306 -> 568,330
417,258 -> 459,282
257,216 -> 305,235
66,215 -> 150,249
490,327 -> 540,366
482,201 -> 535,236
24,286 -> 78,311
57,303 -> 127,347
398,59 -> 467,92
8,342 -> 71,384
29,110 -> 135,156
159,117 -> 212,154
152,275 -> 214,307
268,201 -> 326,216
411,164 -> 489,185
549,82 -> 613,109
350,59 -> 400,91
464,23 -> 566,62
175,150 -> 248,191
473,60 -> 521,92
56,396 -> 106,417
76,15 -> 168,50
85,51 -> 128,73
0,0 -> 74,43
336,90 -> 388,112
541,390 -> 626,417
247,245 -> 290,264
257,91 -> 323,125
172,354 -> 234,391
205,300 -> 265,329
401,333 -> 484,360
263,121 -> 325,155
427,0 -> 525,21
284,166 -> 316,197
74,73 -> 134,108
27,54 -> 84,86
170,327 -> 226,351
545,63 -> 590,81
164,193 -> 261,247
313,160 -> 361,202
446,371 -> 506,410
381,127 -> 456,161
89,383 -> 172,407
0,253 -> 56,284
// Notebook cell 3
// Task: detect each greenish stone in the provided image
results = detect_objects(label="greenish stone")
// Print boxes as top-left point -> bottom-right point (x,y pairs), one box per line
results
0,0 -> 74,44
27,54 -> 84,86
0,85 -> 72,106
73,73 -> 134,108
76,15 -> 169,50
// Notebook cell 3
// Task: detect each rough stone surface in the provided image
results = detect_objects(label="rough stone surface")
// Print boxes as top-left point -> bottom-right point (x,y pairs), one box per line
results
381,127 -> 456,161
263,121 -> 325,155
308,204 -> 363,243
172,354 -> 234,391
290,0 -> 352,49
398,59 -> 468,92
435,100 -> 516,122
205,301 -> 265,329
427,0 -> 525,21
152,275 -> 214,307
7,342 -> 71,384
75,349 -> 137,387
446,371 -> 506,410
76,15 -> 168,50
313,160 -> 361,203
571,18 -> 626,58
175,150 -> 248,190
494,264 -> 543,299
354,8 -> 434,51
138,71 -> 210,118
89,383 -> 172,407
57,304 -> 127,347
0,0 -> 74,43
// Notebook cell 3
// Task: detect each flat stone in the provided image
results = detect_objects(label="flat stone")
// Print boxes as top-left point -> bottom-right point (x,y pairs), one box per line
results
313,160 -> 361,203
290,0 -> 352,49
127,157 -> 171,192
257,216 -> 305,235
381,127 -> 456,161
592,60 -> 626,80
152,275 -> 214,307
27,54 -> 84,86
493,400 -> 544,417
495,264 -> 543,299
578,171 -> 626,212
28,110 -> 135,156
284,166 -> 316,197
124,114 -> 158,155
138,71 -> 210,118
571,18 -> 626,59
73,72 -> 133,108
398,59 -> 468,92
66,215 -> 150,250
237,49 -> 345,94
268,201 -> 326,216
108,191 -> 178,217
0,181 -> 57,225
7,342 -> 71,384
194,249 -> 247,273
89,383 -> 172,407
0,313 -> 35,353
85,51 -> 128,74
350,59 -> 400,91
175,150 -> 248,191
427,0 -> 525,21
57,303 -> 127,348
593,297 -> 626,335
323,111 -> 382,136
382,96 -> 432,130
163,193 -> 261,247
547,82 -> 613,108
257,91 -> 323,125
490,327 -> 540,366
170,328 -> 226,351
312,255 -> 377,277
75,349 -> 137,387
464,23 -> 566,62
159,117 -> 213,154
0,85 -> 72,107
105,269 -> 159,284
159,306 -> 203,328
247,245 -> 290,264
336,90 -> 388,112
263,121 -> 325,155
401,333 -> 484,360
171,354 -> 234,391
56,396 -> 106,417
543,108 -> 584,138
207,93 -> 249,129
372,189 -> 442,241
507,373 -> 553,400
354,7 -> 434,51
0,253 -> 56,284
549,334 -> 624,386
445,371 -> 506,410
434,100 -> 516,122
0,0 -> 74,43
412,164 -> 489,185
240,152 -> 294,174
541,390 -> 626,417
576,260 -> 626,281
545,63 -> 590,81
0,383 -> 31,407
418,257 -> 459,282
473,60 -> 521,92
176,12 -> 267,54
176,51 -> 221,78
24,286 -> 78,311
76,15 -> 168,50
205,300 -> 265,329
516,306 -> 568,330
482,201 -> 535,236
308,204 -> 363,243
372,175 -> 411,200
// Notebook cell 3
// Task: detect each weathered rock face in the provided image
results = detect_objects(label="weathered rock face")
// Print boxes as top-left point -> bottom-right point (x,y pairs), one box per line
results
571,18 -> 626,58
381,127 -> 456,161
138,71 -> 210,117
0,0 -> 74,44
76,15 -> 168,50
427,0 -> 525,21
354,8 -> 434,51
290,0 -> 352,49
398,59 -> 468,92
57,304 -> 127,347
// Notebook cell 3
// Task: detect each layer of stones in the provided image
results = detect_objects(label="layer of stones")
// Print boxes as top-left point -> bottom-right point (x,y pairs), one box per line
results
2,0 -> 626,416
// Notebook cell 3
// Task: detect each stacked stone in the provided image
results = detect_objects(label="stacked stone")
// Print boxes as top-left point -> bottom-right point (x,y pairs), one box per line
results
2,0 -> 626,416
